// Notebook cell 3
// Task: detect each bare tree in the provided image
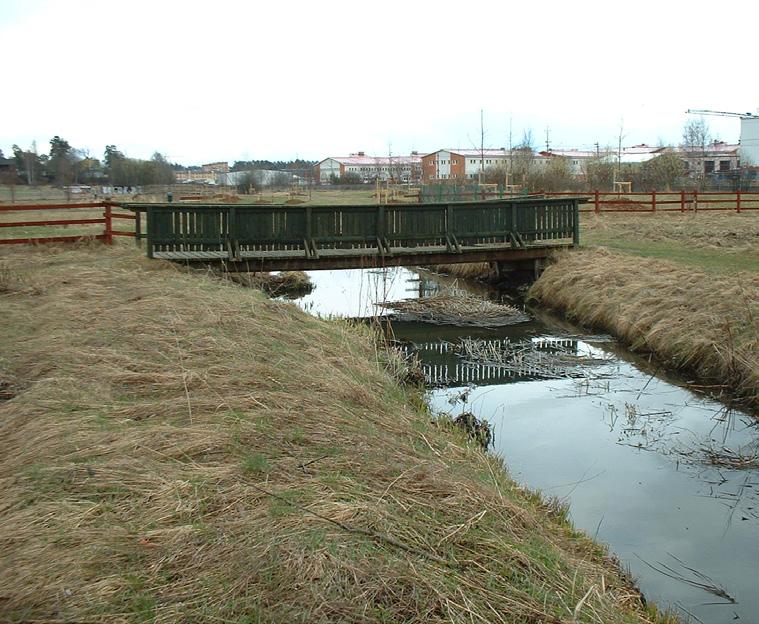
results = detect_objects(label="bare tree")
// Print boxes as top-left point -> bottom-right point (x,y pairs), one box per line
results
681,117 -> 711,185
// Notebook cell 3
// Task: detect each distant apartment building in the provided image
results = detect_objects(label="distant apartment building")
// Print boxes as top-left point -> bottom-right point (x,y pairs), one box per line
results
314,152 -> 422,183
421,148 -> 605,182
174,161 -> 229,183
421,149 -> 511,182
202,161 -> 229,173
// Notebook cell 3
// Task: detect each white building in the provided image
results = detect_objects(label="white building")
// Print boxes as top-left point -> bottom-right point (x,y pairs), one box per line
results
740,114 -> 759,166
314,152 -> 422,183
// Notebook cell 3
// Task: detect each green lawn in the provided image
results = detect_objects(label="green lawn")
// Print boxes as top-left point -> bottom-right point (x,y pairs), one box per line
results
582,235 -> 759,274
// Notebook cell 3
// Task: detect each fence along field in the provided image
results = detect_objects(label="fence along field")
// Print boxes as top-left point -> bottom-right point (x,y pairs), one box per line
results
0,188 -> 757,247
0,201 -> 140,245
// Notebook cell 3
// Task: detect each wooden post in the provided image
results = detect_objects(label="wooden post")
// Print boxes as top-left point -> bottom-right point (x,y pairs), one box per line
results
736,190 -> 742,213
572,199 -> 580,247
104,202 -> 113,245
594,190 -> 600,214
693,190 -> 698,212
134,209 -> 142,247
146,208 -> 154,258
651,190 -> 656,212
680,190 -> 685,213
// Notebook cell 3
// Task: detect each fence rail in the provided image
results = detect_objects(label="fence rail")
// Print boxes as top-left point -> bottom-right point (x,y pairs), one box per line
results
135,198 -> 580,260
0,201 -> 139,245
539,190 -> 759,213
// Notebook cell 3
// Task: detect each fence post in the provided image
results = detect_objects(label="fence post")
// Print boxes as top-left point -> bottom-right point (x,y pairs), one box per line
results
146,208 -> 154,258
680,190 -> 685,213
104,201 -> 113,245
572,199 -> 580,247
594,190 -> 600,214
693,190 -> 698,212
736,190 -> 742,213
651,190 -> 657,212
134,209 -> 142,247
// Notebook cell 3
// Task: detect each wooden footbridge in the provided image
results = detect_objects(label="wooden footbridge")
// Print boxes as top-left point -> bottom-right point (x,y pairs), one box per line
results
135,197 -> 580,272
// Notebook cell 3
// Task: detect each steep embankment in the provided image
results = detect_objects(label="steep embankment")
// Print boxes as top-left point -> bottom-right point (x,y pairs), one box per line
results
0,244 -> 672,623
529,248 -> 758,409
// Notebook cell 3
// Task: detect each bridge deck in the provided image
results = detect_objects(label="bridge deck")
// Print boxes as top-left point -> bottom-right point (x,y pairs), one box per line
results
135,197 -> 580,271
152,241 -> 571,271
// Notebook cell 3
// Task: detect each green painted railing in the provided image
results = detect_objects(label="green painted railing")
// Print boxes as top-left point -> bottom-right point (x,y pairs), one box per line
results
135,197 -> 580,259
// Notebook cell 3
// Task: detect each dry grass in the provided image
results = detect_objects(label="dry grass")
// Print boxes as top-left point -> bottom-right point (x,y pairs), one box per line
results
529,248 -> 759,410
0,243 -> 675,623
217,270 -> 313,297
581,211 -> 759,254
432,262 -> 494,281
581,212 -> 759,273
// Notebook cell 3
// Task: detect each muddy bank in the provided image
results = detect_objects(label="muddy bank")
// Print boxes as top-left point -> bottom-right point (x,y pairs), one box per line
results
0,245 -> 671,623
529,248 -> 758,411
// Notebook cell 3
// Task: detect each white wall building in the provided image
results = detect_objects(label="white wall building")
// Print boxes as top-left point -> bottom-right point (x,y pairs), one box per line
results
314,152 -> 422,183
740,115 -> 759,166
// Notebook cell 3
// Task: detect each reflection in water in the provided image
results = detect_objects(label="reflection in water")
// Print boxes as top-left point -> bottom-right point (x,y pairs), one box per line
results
292,267 -> 759,624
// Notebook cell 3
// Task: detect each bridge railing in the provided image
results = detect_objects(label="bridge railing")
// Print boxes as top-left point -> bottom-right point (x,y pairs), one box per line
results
133,197 -> 580,259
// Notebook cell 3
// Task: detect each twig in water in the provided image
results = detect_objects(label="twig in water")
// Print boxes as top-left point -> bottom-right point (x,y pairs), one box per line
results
634,553 -> 735,603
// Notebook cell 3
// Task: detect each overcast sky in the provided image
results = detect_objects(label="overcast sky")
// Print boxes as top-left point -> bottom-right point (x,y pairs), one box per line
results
2,0 -> 758,165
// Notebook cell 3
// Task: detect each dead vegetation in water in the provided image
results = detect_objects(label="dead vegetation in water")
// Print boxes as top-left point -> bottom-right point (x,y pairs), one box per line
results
0,243 -> 674,624
432,262 -> 493,280
458,336 -> 614,380
529,248 -> 759,410
379,287 -> 530,327
220,269 -> 314,297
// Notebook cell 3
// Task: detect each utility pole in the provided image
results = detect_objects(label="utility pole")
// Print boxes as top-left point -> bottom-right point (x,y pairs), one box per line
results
508,116 -> 513,179
617,119 -> 625,178
480,109 -> 485,182
545,127 -> 551,151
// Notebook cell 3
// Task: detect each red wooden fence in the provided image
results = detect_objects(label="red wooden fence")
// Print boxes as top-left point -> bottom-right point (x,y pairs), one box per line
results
0,201 -> 139,245
539,191 -> 759,213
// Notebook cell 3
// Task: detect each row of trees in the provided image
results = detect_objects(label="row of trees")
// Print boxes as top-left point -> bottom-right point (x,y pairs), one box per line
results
482,151 -> 688,192
230,158 -> 316,173
7,137 -> 176,187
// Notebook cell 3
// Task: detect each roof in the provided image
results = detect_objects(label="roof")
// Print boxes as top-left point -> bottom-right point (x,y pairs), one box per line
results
422,148 -> 509,158
319,155 -> 422,166
539,149 -> 596,159
670,142 -> 740,155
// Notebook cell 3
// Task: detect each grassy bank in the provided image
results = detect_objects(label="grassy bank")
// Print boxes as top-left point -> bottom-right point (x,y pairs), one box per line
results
0,244 -> 671,623
581,211 -> 759,274
529,248 -> 758,409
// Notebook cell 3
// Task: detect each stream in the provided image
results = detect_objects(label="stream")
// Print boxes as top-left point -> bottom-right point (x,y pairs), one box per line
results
293,267 -> 759,624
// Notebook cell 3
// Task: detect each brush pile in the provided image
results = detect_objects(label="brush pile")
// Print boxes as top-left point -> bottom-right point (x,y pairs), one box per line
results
379,289 -> 529,327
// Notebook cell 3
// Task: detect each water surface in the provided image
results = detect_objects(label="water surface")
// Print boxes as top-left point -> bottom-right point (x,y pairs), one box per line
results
293,268 -> 759,624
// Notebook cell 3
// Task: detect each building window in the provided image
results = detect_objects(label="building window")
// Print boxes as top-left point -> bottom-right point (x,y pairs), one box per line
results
704,160 -> 715,174
719,160 -> 731,172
